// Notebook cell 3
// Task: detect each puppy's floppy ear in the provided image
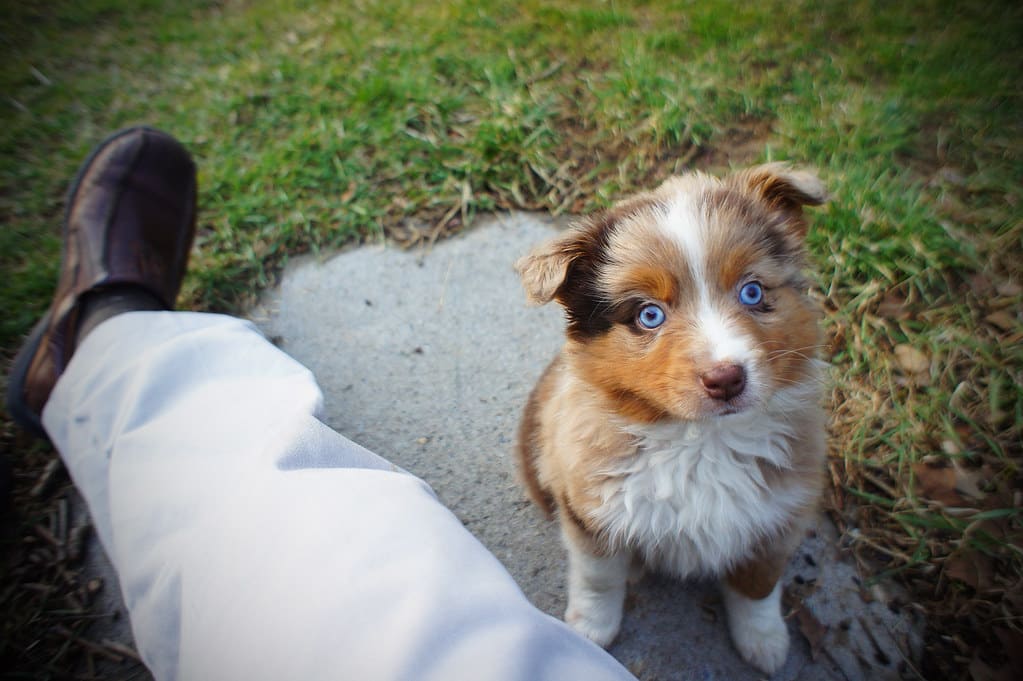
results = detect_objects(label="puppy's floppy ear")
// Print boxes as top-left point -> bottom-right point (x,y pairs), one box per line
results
733,163 -> 828,239
514,229 -> 580,305
737,162 -> 828,212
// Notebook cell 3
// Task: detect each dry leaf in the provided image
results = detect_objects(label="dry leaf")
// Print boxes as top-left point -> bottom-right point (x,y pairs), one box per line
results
969,274 -> 995,297
913,463 -> 964,505
894,344 -> 930,374
945,551 -> 994,591
995,280 -> 1022,297
985,310 -> 1017,332
793,605 -> 827,660
951,462 -> 987,500
877,291 -> 912,320
340,181 -> 357,203
976,518 -> 1012,548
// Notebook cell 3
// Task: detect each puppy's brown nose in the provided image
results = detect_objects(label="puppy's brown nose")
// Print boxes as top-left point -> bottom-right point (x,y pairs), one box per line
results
700,364 -> 746,401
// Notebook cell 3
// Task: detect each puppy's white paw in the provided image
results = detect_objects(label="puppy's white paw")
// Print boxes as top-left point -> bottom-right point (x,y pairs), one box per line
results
730,611 -> 790,675
565,598 -> 622,648
723,581 -> 790,675
563,545 -> 630,648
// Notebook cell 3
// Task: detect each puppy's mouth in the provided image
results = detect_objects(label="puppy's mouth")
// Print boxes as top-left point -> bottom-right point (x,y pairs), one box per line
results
703,395 -> 753,418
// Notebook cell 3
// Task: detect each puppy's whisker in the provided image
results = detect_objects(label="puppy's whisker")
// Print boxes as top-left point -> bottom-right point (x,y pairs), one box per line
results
766,350 -> 813,362
754,340 -> 825,351
763,345 -> 826,362
759,342 -> 825,355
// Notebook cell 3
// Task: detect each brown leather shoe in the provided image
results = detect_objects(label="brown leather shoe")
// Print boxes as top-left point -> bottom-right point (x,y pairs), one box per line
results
6,126 -> 197,438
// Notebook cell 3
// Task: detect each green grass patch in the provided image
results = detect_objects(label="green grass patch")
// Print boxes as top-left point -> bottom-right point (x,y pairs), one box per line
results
1,0 -> 1021,678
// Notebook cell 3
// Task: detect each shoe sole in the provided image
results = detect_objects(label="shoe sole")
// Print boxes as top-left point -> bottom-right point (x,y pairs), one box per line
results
6,312 -> 52,439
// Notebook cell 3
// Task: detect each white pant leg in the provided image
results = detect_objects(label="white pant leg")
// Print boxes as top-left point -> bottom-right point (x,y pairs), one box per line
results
42,312 -> 634,681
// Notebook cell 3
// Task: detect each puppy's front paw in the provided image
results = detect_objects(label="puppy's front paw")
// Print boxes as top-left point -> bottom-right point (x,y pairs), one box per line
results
565,597 -> 622,648
723,581 -> 790,675
564,544 -> 630,648
730,611 -> 790,675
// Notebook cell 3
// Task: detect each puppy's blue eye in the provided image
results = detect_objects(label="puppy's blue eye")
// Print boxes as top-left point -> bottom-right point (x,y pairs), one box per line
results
637,304 -> 666,329
739,282 -> 764,306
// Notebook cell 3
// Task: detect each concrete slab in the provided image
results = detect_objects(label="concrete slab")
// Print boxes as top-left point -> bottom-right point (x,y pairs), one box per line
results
249,212 -> 922,680
77,212 -> 922,680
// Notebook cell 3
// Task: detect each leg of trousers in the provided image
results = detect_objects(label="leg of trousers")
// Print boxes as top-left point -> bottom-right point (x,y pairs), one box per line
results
42,311 -> 634,681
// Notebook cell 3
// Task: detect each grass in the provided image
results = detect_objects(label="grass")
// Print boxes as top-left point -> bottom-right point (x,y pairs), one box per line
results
1,0 -> 1020,678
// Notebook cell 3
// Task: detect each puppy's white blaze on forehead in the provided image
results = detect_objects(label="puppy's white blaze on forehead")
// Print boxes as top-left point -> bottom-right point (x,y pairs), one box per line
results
699,305 -> 754,364
661,192 -> 753,365
661,194 -> 706,280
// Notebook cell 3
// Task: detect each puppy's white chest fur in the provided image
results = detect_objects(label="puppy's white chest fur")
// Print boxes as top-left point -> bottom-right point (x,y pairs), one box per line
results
592,392 -> 815,576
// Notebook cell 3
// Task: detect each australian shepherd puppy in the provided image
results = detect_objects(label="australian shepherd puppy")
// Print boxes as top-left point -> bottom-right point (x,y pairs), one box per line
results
514,163 -> 828,674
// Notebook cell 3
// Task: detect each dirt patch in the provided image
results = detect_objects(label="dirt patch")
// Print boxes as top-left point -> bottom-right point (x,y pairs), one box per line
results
695,116 -> 775,172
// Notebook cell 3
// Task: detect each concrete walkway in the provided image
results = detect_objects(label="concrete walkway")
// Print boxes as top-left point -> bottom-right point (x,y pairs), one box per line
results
82,212 -> 921,680
248,212 -> 922,681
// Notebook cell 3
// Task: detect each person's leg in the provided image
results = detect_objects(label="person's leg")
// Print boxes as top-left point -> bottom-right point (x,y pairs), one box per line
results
10,127 -> 635,681
45,310 -> 634,681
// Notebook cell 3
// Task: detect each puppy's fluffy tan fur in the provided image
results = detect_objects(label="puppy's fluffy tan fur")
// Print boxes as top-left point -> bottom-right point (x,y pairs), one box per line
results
515,164 -> 828,674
